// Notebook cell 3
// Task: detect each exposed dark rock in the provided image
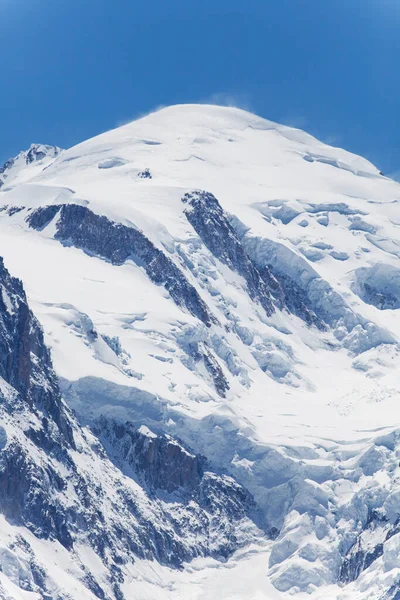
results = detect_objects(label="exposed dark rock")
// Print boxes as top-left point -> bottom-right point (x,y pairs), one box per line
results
275,271 -> 326,329
95,418 -> 205,495
27,204 -> 61,231
94,417 -> 261,561
25,144 -> 61,165
95,417 -> 259,529
0,257 -> 73,444
27,203 -> 231,396
0,157 -> 15,174
7,206 -> 25,216
137,168 -> 152,179
203,348 -> 230,397
381,584 -> 400,600
182,190 -> 281,316
339,510 -> 390,584
340,537 -> 384,584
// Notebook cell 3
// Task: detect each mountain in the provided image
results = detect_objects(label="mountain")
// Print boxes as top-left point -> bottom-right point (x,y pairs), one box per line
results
0,144 -> 61,190
0,104 -> 400,599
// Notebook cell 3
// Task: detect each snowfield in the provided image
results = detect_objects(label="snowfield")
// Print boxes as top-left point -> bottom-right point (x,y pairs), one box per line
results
1,104 -> 400,599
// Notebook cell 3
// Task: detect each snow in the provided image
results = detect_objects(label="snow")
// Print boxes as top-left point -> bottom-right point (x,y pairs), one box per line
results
138,424 -> 157,438
1,287 -> 14,314
1,103 -> 400,598
0,144 -> 61,189
118,544 -> 282,600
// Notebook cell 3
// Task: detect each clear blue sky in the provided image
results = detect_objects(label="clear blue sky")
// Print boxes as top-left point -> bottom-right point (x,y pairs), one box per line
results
1,0 -> 399,175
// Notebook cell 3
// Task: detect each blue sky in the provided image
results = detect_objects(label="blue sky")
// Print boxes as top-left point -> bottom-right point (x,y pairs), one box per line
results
1,0 -> 399,175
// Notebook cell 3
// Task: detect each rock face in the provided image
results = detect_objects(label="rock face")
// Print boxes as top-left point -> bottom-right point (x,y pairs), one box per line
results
339,509 -> 400,586
0,257 -> 71,438
0,257 -> 74,547
0,257 -> 262,598
25,144 -> 61,165
182,190 -> 281,317
95,417 -> 259,544
97,418 -> 206,494
339,510 -> 388,584
0,158 -> 14,188
382,585 -> 400,600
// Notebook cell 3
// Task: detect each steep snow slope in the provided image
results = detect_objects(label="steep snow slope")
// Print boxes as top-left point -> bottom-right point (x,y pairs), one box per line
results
1,104 -> 400,598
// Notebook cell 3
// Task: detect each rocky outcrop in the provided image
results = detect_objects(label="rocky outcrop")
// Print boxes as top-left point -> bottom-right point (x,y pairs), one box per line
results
94,417 -> 260,564
97,419 -> 206,494
340,511 -> 400,585
0,158 -> 14,188
0,256 -> 73,443
0,158 -> 14,174
182,190 -> 281,316
95,418 -> 254,513
182,190 -> 325,328
381,584 -> 400,600
25,144 -> 61,165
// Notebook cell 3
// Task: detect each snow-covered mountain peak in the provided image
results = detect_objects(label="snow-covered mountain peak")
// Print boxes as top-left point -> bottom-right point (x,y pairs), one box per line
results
24,142 -> 61,163
41,103 -> 380,181
1,105 -> 400,599
0,142 -> 62,189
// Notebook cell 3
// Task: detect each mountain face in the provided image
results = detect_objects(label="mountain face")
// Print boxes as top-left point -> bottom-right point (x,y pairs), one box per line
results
1,104 -> 400,599
0,256 -> 262,600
